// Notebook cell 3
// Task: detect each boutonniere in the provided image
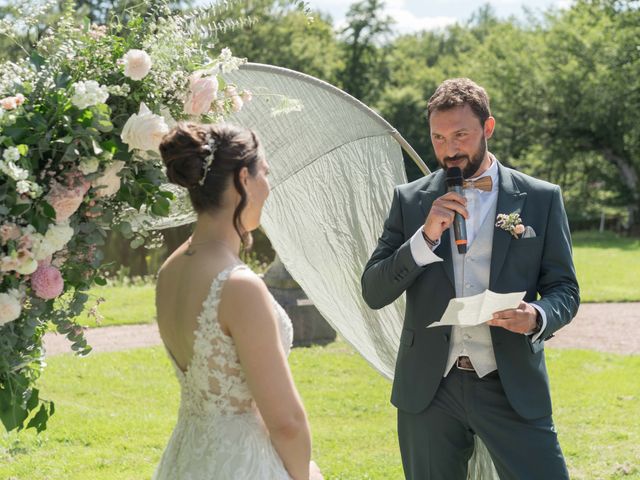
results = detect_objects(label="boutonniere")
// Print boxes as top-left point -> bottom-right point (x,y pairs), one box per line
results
495,212 -> 526,238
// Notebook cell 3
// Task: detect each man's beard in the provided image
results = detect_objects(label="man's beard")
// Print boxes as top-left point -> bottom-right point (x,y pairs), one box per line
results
441,137 -> 487,179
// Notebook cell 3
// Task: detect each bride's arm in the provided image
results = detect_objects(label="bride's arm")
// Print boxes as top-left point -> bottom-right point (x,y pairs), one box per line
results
220,270 -> 311,480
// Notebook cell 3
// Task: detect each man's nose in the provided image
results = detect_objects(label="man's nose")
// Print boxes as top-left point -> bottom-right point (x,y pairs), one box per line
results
445,140 -> 459,158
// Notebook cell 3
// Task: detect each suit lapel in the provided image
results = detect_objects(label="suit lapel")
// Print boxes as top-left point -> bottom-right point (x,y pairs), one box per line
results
490,163 -> 527,289
419,170 -> 455,287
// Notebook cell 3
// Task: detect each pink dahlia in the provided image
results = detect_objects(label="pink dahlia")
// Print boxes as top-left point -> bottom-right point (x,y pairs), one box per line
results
31,264 -> 64,300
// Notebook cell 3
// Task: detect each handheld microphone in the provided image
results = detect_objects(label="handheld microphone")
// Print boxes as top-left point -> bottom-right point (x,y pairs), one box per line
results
445,167 -> 468,254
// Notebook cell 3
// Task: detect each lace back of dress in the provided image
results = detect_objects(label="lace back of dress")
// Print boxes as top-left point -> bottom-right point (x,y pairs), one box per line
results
179,263 -> 255,417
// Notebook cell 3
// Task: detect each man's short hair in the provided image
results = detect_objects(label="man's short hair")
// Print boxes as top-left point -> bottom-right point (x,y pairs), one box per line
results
426,78 -> 491,125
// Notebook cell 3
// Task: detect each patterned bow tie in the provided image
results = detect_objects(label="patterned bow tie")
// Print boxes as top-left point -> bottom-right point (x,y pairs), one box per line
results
463,176 -> 493,192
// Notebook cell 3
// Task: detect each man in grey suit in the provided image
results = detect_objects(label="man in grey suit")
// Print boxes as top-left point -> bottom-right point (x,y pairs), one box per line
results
361,78 -> 579,479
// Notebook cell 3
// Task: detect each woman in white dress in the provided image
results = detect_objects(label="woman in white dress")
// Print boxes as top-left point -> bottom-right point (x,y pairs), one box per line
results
153,122 -> 323,480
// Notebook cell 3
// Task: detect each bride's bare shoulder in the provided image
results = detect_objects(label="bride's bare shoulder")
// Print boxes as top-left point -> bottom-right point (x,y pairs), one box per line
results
219,268 -> 274,325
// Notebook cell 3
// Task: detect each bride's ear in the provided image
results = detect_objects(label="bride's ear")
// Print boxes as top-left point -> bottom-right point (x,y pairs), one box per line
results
238,166 -> 249,187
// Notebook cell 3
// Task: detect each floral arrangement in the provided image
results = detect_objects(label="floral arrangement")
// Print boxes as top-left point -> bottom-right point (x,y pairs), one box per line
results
0,0 -> 283,432
495,212 -> 525,238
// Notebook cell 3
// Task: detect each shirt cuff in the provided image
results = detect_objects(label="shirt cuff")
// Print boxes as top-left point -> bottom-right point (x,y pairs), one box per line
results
409,227 -> 443,267
529,304 -> 548,343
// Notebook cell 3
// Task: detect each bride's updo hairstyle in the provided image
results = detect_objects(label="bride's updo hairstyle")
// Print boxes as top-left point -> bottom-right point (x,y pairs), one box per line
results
159,122 -> 263,248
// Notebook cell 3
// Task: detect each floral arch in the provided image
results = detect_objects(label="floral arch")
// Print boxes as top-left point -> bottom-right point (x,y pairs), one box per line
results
0,0 -> 304,432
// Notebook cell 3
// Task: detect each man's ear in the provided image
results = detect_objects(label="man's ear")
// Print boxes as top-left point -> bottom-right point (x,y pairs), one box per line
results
484,116 -> 496,139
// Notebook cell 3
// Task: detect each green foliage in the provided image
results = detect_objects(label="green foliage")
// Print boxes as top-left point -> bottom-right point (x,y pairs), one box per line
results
213,0 -> 341,84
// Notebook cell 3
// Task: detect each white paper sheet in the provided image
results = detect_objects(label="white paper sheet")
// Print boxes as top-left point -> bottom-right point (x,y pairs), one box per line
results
427,290 -> 526,328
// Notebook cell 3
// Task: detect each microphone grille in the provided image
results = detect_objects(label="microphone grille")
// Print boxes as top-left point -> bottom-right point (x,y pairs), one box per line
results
446,166 -> 463,187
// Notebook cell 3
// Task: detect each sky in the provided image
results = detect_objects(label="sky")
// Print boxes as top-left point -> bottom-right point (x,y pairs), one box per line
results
307,0 -> 573,34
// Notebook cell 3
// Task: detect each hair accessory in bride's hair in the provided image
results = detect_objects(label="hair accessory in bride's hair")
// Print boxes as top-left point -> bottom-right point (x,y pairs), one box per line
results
198,133 -> 218,186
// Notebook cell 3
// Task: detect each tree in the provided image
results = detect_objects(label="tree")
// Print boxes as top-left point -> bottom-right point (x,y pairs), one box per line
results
338,0 -> 393,104
211,0 -> 341,84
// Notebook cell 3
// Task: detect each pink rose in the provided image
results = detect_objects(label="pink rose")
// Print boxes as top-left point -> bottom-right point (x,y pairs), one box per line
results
240,90 -> 253,102
45,181 -> 86,222
230,95 -> 244,112
513,224 -> 525,235
184,73 -> 218,115
223,85 -> 237,97
0,256 -> 21,272
31,264 -> 64,300
1,96 -> 18,110
0,223 -> 21,245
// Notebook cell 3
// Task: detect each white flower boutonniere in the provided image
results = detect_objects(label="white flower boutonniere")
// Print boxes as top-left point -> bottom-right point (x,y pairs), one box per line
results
495,212 -> 526,238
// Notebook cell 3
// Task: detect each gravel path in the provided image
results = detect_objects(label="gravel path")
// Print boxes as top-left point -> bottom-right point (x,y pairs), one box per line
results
44,303 -> 640,357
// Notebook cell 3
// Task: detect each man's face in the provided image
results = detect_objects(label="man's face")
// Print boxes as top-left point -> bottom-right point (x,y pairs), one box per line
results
429,104 -> 494,179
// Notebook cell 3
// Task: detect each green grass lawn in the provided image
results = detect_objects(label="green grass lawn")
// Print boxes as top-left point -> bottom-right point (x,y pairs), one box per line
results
1,342 -> 638,480
76,284 -> 156,328
572,231 -> 640,303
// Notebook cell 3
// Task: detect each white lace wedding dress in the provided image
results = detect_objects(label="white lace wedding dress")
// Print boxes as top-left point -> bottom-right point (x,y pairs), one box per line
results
153,263 -> 294,480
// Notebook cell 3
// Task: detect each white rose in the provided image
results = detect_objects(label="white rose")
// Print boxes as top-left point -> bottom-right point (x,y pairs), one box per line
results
15,257 -> 37,275
45,222 -> 74,252
71,80 -> 109,109
16,180 -> 30,194
2,147 -> 20,162
0,160 -> 29,181
121,49 -> 152,81
92,160 -> 126,197
121,102 -> 169,153
219,48 -> 233,62
0,292 -> 21,326
79,157 -> 100,175
30,232 -> 52,261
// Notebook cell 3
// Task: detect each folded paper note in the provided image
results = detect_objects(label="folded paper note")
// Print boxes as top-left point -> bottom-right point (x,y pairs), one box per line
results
427,290 -> 526,328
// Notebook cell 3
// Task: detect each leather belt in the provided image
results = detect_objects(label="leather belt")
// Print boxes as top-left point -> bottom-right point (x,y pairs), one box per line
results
456,356 -> 475,372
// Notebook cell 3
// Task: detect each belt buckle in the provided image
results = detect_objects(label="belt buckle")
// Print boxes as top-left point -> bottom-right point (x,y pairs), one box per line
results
456,356 -> 475,372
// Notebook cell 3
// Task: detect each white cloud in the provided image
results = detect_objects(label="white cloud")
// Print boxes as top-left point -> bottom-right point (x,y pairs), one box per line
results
386,8 -> 458,34
310,0 -> 457,35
